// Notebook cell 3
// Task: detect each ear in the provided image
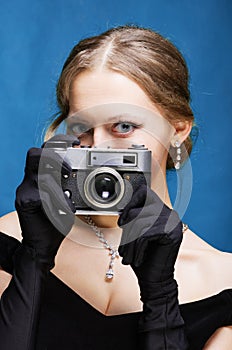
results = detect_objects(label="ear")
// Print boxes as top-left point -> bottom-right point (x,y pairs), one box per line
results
170,120 -> 192,146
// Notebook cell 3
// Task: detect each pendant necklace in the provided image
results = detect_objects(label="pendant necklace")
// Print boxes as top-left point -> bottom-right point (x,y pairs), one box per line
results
85,215 -> 189,281
85,215 -> 120,281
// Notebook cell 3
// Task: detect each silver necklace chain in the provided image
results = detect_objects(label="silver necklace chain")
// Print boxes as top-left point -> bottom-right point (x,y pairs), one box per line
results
85,215 -> 120,281
85,215 -> 189,281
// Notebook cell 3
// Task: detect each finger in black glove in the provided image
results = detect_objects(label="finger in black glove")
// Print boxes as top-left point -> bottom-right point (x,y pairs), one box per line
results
118,185 -> 188,349
15,134 -> 79,267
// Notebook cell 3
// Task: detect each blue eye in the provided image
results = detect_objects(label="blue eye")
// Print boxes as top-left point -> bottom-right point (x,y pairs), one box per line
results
68,123 -> 91,136
111,122 -> 140,135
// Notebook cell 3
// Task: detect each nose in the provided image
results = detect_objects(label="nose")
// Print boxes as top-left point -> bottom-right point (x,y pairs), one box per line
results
91,126 -> 111,148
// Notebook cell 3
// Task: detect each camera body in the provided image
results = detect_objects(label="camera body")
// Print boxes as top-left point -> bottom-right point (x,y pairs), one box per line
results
51,142 -> 151,215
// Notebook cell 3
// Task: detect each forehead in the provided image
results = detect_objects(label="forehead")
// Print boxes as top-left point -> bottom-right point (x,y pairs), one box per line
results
67,70 -> 175,143
69,70 -> 157,112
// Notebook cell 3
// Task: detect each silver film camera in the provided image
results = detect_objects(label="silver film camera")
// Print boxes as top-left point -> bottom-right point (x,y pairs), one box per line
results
49,141 -> 151,215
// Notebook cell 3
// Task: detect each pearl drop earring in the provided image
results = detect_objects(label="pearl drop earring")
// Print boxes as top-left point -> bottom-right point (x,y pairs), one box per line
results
174,140 -> 181,170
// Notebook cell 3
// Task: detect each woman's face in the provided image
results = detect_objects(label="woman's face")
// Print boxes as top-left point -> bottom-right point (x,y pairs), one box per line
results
67,69 -> 176,193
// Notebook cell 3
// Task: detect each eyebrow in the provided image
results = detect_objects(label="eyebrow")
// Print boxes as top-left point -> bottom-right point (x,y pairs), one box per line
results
67,113 -> 143,124
107,113 -> 142,122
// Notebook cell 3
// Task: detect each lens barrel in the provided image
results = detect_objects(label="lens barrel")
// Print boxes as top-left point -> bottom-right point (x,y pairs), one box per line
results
84,167 -> 125,209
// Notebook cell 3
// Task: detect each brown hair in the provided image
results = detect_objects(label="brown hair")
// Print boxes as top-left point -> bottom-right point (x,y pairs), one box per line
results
46,25 -> 194,169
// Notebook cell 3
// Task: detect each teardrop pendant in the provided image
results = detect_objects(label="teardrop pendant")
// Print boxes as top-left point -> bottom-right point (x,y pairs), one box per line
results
106,268 -> 114,279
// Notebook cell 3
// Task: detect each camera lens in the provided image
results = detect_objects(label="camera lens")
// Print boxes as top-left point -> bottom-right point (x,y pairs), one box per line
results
84,167 -> 125,209
94,174 -> 118,202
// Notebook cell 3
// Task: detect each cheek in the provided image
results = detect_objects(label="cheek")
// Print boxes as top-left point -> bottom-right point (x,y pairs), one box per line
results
79,134 -> 93,146
148,142 -> 169,193
152,143 -> 168,163
143,137 -> 169,163
144,139 -> 169,184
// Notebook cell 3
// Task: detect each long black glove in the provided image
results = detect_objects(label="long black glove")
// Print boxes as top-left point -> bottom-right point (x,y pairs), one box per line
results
118,185 -> 189,349
0,135 -> 79,350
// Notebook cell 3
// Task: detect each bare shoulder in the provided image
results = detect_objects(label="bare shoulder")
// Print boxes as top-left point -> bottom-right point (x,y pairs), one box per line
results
176,227 -> 232,302
184,227 -> 232,272
0,211 -> 22,240
203,325 -> 232,349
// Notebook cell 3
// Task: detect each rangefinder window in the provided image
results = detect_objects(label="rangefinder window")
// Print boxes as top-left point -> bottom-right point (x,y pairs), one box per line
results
123,155 -> 136,164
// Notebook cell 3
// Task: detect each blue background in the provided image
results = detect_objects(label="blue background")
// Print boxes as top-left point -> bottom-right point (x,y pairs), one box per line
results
0,0 -> 231,252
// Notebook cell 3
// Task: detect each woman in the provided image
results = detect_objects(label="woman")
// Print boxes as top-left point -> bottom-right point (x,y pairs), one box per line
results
0,25 -> 231,349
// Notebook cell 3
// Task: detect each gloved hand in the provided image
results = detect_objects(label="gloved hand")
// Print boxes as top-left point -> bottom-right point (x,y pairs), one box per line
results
15,134 -> 79,269
0,135 -> 80,350
118,185 -> 188,349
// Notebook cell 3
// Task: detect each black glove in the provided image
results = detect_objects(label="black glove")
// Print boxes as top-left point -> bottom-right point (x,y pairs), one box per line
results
0,134 -> 79,350
15,134 -> 79,269
118,185 -> 189,349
